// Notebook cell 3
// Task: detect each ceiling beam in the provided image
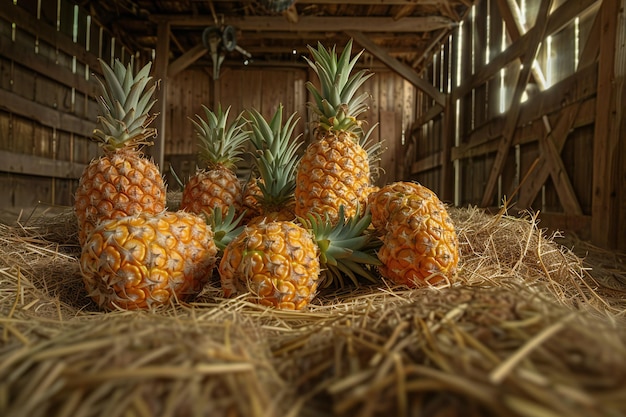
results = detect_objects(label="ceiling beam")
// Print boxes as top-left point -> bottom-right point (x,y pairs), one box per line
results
347,31 -> 446,106
207,0 -> 453,4
150,15 -> 455,32
168,43 -> 208,77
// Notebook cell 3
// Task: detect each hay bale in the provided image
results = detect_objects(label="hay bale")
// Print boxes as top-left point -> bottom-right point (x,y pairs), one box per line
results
1,205 -> 625,417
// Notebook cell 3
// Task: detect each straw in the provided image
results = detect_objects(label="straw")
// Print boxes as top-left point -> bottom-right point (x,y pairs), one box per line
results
0,204 -> 625,416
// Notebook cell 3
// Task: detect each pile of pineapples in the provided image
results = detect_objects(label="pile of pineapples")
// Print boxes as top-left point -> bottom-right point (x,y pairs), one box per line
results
75,40 -> 459,311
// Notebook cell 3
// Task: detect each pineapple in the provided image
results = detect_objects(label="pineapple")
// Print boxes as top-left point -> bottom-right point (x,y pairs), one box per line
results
219,206 -> 380,310
240,175 -> 263,223
80,210 -> 217,310
245,105 -> 302,222
80,206 -> 244,310
180,105 -> 248,217
295,39 -> 374,223
74,58 -> 166,245
219,220 -> 320,310
368,181 -> 459,287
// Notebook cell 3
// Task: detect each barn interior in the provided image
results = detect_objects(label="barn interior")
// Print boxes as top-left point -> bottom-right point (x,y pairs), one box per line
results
1,1 -> 626,416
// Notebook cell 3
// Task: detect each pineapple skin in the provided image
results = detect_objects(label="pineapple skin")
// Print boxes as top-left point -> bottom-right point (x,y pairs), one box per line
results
368,181 -> 459,287
80,210 -> 216,310
180,166 -> 242,217
240,177 -> 263,223
75,149 -> 166,246
219,220 -> 321,310
295,132 -> 370,223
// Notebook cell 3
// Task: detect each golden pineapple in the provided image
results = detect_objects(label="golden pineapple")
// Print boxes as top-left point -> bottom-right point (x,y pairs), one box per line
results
368,181 -> 459,287
219,220 -> 320,310
218,206 -> 380,310
245,105 -> 301,222
240,176 -> 263,223
80,210 -> 217,310
295,39 -> 374,223
74,59 -> 166,245
181,105 -> 248,217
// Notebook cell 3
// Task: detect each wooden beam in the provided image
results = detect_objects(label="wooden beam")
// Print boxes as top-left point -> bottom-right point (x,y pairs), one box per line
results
480,0 -> 553,207
347,31 -> 446,106
497,0 -> 582,214
0,150 -> 85,179
452,0 -> 599,101
591,0 -> 624,248
411,104 -> 444,130
516,9 -> 602,210
0,88 -> 94,137
540,119 -> 583,215
168,43 -> 208,78
212,0 -> 449,3
151,15 -> 455,33
451,97 -> 596,161
411,151 -> 443,175
440,94 -> 455,202
151,21 -> 170,172
452,61 -> 598,159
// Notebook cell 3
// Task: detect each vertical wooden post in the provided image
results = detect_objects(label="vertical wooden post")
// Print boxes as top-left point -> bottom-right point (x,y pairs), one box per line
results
440,93 -> 454,203
151,21 -> 170,172
591,0 -> 624,248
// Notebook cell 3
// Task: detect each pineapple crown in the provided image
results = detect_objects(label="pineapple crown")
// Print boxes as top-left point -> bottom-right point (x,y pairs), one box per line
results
303,205 -> 382,288
246,105 -> 302,209
204,206 -> 246,251
93,58 -> 158,152
191,104 -> 248,169
304,39 -> 373,136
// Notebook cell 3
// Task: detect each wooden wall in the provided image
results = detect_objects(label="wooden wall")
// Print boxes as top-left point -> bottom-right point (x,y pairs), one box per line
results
163,64 -> 416,190
0,0 -> 135,213
0,0 -> 417,214
410,0 -> 626,250
2,0 -> 623,251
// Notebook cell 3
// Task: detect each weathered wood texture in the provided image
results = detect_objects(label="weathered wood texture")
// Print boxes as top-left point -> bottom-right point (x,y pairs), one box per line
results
410,0 -> 624,249
0,0 -> 133,210
163,65 -> 415,190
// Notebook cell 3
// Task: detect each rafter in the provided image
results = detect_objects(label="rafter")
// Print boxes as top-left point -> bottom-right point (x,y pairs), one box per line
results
150,15 -> 455,32
347,31 -> 446,106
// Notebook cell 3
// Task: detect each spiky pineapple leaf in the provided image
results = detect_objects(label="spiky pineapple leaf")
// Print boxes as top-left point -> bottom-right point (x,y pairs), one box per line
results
303,205 -> 381,288
205,206 -> 246,251
245,105 -> 302,209
191,104 -> 247,169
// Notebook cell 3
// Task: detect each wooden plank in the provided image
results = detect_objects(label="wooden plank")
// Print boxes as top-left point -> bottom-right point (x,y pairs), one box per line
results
591,0 -> 623,248
168,43 -> 208,78
540,121 -> 583,215
516,10 -> 602,210
378,110 -> 397,186
452,0 -> 599,101
411,104 -> 443,130
518,103 -> 583,209
151,21 -> 170,172
411,151 -> 442,175
212,0 -> 449,4
0,33 -> 98,98
0,88 -> 94,137
0,149 -> 86,179
152,15 -> 456,32
480,0 -> 553,207
452,97 -> 596,161
538,212 -> 592,241
0,0 -> 101,73
348,31 -> 446,106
